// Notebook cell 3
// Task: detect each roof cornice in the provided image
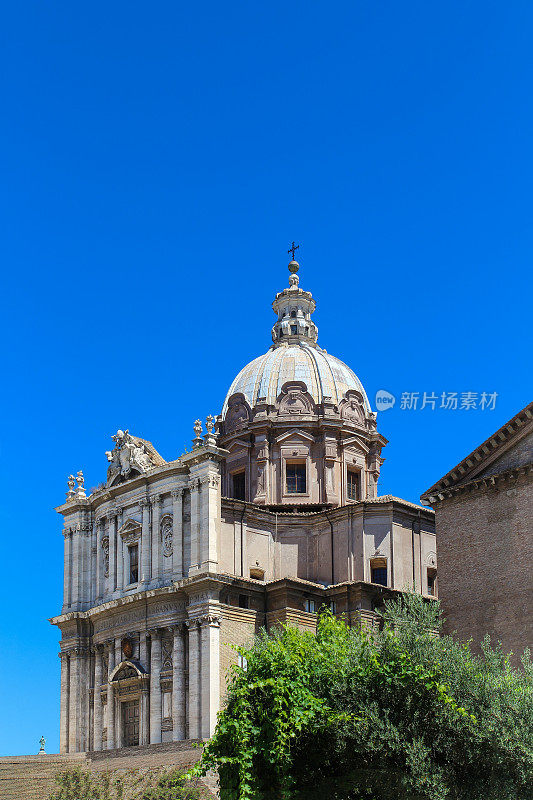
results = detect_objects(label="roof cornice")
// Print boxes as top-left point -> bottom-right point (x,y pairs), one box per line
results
421,401 -> 533,504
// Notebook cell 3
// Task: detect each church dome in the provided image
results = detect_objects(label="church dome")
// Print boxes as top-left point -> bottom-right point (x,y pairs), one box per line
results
222,255 -> 371,415
222,343 -> 371,413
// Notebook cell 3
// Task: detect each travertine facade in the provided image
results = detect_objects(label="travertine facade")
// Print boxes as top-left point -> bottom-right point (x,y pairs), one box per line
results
421,402 -> 533,660
51,258 -> 436,753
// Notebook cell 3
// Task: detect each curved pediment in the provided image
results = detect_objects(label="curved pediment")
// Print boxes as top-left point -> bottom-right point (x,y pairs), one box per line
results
276,382 -> 316,417
109,660 -> 147,682
224,393 -> 251,433
339,390 -> 365,425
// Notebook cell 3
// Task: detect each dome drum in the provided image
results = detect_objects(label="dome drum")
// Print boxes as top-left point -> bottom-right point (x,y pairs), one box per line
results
218,259 -> 386,510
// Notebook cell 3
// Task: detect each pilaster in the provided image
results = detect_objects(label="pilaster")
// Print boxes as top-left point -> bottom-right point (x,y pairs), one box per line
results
95,518 -> 103,600
149,630 -> 162,743
200,470 -> 220,573
107,514 -> 116,596
140,499 -> 150,584
93,645 -> 103,751
62,530 -> 72,612
59,652 -> 70,753
67,649 -> 80,752
188,478 -> 201,575
186,620 -> 201,739
151,495 -> 162,584
70,529 -> 80,608
199,614 -> 221,738
171,489 -> 184,579
172,624 -> 186,740
115,507 -> 124,594
106,640 -> 115,750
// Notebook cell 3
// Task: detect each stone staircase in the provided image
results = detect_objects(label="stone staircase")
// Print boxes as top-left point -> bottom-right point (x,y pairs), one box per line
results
0,742 -> 217,800
0,754 -> 87,800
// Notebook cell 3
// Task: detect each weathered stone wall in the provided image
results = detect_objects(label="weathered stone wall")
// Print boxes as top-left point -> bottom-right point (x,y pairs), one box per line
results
435,474 -> 532,659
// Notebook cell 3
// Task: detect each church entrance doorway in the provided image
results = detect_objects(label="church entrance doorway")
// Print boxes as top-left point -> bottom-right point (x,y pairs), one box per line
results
122,699 -> 139,747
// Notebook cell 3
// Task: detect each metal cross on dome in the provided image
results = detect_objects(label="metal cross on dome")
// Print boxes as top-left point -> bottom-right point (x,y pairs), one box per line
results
287,241 -> 300,260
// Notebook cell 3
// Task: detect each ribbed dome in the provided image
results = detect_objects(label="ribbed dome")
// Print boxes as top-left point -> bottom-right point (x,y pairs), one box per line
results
222,343 -> 371,414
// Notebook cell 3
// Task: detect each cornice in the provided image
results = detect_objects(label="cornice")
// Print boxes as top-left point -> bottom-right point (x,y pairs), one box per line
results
423,463 -> 532,508
220,495 -> 434,523
421,401 -> 533,503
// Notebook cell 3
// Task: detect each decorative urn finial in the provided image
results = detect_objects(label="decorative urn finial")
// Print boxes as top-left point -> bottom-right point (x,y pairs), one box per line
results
75,470 -> 86,499
66,475 -> 76,500
204,414 -> 216,445
193,419 -> 203,447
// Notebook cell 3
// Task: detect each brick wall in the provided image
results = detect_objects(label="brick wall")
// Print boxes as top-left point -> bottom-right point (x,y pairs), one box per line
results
219,607 -> 262,704
435,473 -> 532,660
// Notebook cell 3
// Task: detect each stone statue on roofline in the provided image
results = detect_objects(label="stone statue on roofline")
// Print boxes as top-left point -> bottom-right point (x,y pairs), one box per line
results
105,429 -> 154,486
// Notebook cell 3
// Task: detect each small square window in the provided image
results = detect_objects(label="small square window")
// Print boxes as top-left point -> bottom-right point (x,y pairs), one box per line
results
286,462 -> 306,494
238,594 -> 249,609
371,566 -> 387,586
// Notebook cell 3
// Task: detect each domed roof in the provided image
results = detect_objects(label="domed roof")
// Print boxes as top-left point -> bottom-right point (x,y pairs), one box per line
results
221,255 -> 371,416
222,342 -> 371,413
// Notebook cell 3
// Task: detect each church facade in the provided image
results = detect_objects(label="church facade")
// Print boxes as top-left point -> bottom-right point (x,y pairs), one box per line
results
50,258 -> 436,754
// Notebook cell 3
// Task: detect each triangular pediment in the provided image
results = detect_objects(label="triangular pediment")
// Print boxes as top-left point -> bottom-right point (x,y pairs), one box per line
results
226,439 -> 252,453
275,429 -> 316,445
118,517 -> 141,535
421,402 -> 533,502
342,435 -> 369,455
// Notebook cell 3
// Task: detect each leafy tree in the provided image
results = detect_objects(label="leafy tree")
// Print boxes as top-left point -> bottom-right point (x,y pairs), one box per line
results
191,595 -> 533,800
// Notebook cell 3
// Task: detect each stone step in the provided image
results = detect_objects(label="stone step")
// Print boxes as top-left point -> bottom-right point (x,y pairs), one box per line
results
0,744 -> 217,799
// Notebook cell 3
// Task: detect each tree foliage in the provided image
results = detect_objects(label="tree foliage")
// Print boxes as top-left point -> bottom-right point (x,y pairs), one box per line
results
191,595 -> 533,800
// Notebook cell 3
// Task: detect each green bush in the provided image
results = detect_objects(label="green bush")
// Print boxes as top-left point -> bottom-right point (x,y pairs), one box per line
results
49,766 -> 202,800
191,594 -> 533,800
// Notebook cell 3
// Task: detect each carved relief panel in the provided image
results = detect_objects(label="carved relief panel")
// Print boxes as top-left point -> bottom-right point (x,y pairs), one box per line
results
161,515 -> 173,558
339,390 -> 365,425
276,382 -> 315,416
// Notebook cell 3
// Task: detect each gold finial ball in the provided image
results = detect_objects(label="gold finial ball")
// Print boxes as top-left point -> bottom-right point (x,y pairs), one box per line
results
288,260 -> 300,274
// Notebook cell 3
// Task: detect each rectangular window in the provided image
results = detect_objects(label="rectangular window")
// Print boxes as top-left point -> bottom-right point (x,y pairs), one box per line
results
237,654 -> 248,671
347,470 -> 360,501
304,599 -> 316,613
233,471 -> 245,501
371,566 -> 387,586
427,569 -> 437,596
286,462 -> 306,494
290,324 -> 298,335
129,544 -> 139,584
238,594 -> 249,609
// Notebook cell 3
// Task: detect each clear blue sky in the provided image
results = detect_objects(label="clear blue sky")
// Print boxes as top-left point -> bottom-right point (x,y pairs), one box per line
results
0,1 -> 531,756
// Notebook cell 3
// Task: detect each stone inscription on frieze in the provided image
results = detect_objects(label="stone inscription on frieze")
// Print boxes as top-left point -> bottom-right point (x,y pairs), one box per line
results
94,609 -> 146,634
93,601 -> 186,634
